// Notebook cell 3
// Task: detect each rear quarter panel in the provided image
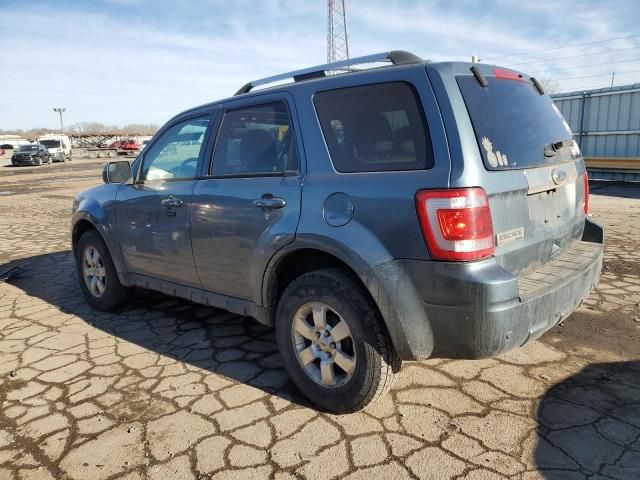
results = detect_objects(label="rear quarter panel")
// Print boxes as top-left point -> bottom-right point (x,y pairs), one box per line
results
290,64 -> 452,268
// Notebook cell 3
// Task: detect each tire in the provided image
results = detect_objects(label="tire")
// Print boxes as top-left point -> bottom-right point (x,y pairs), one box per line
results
276,268 -> 400,413
75,230 -> 130,311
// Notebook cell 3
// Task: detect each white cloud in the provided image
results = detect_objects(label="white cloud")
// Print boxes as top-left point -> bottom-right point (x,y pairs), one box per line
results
0,0 -> 638,129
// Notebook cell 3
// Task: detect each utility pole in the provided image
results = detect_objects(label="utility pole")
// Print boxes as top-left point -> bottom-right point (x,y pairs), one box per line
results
327,0 -> 349,63
53,107 -> 66,132
610,72 -> 615,88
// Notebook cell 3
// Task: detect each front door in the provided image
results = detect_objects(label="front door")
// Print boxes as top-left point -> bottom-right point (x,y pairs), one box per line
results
191,98 -> 303,301
116,113 -> 212,287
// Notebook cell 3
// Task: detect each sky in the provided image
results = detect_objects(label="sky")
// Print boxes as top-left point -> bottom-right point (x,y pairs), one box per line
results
1,0 -> 640,130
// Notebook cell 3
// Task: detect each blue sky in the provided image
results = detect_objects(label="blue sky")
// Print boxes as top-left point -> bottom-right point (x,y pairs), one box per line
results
1,0 -> 639,130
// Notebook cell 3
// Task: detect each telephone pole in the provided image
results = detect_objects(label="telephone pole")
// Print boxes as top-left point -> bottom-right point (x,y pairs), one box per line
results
327,0 -> 349,63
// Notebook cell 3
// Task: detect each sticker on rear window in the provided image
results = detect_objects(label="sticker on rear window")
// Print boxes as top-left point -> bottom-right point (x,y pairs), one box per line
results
481,137 -> 508,167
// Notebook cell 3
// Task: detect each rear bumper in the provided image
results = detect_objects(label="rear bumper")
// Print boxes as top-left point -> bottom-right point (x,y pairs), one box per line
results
364,218 -> 604,360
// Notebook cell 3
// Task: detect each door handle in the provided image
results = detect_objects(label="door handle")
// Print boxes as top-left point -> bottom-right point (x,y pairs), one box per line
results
160,195 -> 184,209
253,194 -> 286,210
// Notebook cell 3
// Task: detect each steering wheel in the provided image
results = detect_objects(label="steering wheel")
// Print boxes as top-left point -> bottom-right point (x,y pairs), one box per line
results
171,157 -> 198,177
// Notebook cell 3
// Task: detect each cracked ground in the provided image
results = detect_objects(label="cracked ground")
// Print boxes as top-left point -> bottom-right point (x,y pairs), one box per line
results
0,156 -> 639,480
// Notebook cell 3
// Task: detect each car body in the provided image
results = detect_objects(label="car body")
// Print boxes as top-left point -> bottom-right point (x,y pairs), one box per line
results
71,51 -> 603,411
11,143 -> 52,166
109,139 -> 139,151
38,134 -> 72,162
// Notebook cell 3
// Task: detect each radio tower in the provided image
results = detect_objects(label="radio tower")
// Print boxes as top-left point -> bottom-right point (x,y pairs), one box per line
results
327,0 -> 349,63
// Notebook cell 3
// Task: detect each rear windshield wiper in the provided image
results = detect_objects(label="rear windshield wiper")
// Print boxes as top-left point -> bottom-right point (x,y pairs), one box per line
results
544,139 -> 572,157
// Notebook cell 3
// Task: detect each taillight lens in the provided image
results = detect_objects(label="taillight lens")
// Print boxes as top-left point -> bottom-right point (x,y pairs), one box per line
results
415,188 -> 495,261
581,171 -> 589,215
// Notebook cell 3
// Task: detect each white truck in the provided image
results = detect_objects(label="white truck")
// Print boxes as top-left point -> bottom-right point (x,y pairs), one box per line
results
37,134 -> 72,162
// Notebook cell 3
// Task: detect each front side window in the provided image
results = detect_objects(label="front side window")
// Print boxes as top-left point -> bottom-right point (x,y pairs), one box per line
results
140,115 -> 210,181
314,82 -> 434,173
211,101 -> 299,176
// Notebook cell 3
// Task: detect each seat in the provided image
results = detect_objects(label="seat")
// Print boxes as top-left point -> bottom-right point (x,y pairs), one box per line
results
238,129 -> 278,173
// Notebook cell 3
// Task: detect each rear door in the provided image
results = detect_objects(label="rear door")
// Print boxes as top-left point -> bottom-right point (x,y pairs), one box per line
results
454,68 -> 588,274
116,112 -> 212,286
191,94 -> 303,301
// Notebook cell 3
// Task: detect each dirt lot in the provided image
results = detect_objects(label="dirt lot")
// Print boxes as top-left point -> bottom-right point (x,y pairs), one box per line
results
0,156 -> 639,480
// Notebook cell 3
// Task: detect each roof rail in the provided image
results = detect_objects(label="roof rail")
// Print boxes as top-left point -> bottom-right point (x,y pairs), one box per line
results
234,50 -> 423,96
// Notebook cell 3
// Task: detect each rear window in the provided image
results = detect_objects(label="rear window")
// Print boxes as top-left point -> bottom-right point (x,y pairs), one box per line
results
457,75 -> 574,170
314,82 -> 433,173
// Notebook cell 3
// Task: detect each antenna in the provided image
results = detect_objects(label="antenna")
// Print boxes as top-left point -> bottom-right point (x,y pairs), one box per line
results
327,0 -> 349,64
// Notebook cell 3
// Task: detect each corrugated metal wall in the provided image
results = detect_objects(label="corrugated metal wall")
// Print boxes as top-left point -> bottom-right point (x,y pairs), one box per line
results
552,83 -> 640,158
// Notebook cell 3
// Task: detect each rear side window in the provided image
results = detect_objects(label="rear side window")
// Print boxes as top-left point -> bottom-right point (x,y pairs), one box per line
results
211,101 -> 299,176
457,75 -> 575,170
314,82 -> 433,173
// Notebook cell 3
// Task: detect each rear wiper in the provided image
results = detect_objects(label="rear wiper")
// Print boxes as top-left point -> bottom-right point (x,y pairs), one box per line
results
544,139 -> 572,157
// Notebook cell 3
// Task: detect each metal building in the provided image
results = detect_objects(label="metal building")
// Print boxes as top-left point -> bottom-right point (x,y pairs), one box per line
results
552,83 -> 640,181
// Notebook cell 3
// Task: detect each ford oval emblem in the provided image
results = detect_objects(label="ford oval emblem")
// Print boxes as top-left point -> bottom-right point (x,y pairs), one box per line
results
551,168 -> 567,185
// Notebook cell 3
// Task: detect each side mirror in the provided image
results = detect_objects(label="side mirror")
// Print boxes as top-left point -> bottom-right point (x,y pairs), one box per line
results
103,161 -> 132,184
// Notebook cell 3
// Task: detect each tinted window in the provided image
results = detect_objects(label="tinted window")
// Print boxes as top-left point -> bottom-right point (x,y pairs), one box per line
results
141,116 -> 210,181
457,75 -> 575,170
212,101 -> 299,176
314,82 -> 433,173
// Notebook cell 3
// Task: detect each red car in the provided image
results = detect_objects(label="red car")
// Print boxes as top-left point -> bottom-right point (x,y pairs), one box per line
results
108,139 -> 139,150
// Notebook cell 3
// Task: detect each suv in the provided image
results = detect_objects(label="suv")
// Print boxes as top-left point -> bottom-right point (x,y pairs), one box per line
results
71,51 -> 603,412
12,143 -> 52,166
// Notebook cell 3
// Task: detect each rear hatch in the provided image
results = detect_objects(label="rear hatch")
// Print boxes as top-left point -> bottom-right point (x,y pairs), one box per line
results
456,67 -> 588,275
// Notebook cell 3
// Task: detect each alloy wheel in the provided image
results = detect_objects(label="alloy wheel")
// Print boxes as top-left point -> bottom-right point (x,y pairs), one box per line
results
291,301 -> 357,388
82,246 -> 106,297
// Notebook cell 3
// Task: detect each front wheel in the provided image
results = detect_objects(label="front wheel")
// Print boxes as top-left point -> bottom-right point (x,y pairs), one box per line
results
276,268 -> 400,413
75,230 -> 130,311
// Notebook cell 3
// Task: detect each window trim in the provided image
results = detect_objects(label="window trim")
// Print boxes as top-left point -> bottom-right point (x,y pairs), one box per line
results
312,80 -> 434,175
136,111 -> 213,184
205,99 -> 301,179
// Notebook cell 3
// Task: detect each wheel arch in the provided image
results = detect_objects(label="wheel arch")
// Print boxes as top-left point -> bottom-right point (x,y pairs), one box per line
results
71,212 -> 129,285
261,240 -> 429,361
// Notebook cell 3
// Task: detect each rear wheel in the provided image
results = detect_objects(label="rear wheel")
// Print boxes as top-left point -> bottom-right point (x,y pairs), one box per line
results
276,268 -> 400,412
75,230 -> 130,311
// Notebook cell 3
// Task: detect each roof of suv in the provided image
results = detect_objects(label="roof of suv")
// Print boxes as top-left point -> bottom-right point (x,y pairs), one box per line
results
170,51 -> 536,122
173,50 -> 434,119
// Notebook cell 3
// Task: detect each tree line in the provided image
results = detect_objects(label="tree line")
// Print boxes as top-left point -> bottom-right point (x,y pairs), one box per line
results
0,122 -> 159,137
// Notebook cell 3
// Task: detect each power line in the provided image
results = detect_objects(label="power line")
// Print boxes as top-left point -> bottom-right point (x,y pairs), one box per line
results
527,56 -> 640,75
555,83 -> 616,93
551,69 -> 640,82
504,46 -> 640,67
484,33 -> 640,61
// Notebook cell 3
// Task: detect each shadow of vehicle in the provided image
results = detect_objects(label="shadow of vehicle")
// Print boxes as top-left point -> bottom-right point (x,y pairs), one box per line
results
1,250 -> 316,409
589,181 -> 640,200
535,360 -> 640,479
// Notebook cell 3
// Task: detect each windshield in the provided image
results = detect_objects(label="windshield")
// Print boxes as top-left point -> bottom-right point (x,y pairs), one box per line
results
18,145 -> 39,151
40,140 -> 61,148
457,75 -> 575,170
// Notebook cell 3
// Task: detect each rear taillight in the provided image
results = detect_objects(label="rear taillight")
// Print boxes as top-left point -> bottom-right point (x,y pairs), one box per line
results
581,171 -> 589,215
415,188 -> 494,261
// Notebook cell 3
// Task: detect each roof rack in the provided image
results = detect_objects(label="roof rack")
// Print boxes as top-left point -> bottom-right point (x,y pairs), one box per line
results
234,50 -> 423,96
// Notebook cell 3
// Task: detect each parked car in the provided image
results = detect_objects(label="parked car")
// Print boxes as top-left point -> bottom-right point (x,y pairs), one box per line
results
108,139 -> 139,151
38,134 -> 72,162
11,143 -> 52,166
71,51 -> 603,412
